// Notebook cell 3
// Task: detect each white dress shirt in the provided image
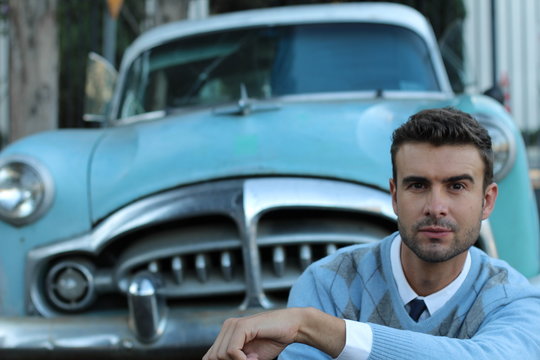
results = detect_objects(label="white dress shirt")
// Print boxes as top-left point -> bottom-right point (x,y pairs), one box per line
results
335,235 -> 471,360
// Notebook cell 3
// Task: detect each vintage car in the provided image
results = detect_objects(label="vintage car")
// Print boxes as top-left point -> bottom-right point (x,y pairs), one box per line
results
0,2 -> 538,359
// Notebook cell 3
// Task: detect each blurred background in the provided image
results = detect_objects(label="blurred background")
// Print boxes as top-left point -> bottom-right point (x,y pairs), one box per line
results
0,0 -> 539,173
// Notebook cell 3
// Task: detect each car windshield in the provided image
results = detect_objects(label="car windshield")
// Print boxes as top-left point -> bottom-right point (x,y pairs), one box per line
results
118,23 -> 440,118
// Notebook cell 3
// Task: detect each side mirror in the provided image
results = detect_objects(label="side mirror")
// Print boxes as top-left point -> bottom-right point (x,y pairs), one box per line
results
83,52 -> 118,123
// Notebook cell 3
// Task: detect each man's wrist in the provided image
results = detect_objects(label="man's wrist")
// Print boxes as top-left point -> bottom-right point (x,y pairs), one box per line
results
295,307 -> 346,358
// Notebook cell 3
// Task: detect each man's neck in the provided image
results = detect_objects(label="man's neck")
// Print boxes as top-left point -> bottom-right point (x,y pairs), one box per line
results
400,243 -> 468,296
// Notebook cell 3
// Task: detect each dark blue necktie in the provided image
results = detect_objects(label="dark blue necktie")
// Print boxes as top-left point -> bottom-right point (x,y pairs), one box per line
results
408,298 -> 427,322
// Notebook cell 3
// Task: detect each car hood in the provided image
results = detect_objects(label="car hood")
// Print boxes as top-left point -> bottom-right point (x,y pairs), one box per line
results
90,98 -> 452,222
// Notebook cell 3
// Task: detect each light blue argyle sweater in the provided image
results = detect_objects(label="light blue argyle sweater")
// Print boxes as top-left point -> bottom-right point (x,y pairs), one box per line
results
279,232 -> 540,359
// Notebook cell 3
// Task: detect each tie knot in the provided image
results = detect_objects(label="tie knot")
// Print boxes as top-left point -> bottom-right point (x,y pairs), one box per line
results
408,298 -> 427,322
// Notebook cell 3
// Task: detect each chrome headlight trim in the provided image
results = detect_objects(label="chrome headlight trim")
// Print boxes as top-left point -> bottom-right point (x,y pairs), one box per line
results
475,113 -> 517,182
0,155 -> 55,226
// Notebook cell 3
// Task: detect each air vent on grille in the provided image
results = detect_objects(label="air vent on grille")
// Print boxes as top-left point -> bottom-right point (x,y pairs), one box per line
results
115,217 -> 246,299
256,209 -> 393,294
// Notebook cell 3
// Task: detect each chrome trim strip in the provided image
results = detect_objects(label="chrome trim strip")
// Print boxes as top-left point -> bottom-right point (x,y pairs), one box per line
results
243,178 -> 395,220
117,110 -> 166,126
128,92 -> 452,121
273,91 -> 452,103
479,220 -> 498,258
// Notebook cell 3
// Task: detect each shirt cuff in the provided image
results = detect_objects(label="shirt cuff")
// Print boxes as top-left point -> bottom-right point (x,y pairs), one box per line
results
333,320 -> 373,360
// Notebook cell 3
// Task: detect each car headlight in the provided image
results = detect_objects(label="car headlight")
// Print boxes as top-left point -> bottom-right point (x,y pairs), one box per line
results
0,156 -> 54,226
475,114 -> 516,181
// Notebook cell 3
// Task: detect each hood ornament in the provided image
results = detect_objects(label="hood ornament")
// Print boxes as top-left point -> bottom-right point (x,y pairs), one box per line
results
214,84 -> 280,117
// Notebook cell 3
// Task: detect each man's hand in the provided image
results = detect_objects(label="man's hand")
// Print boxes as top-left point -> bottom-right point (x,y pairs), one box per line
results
203,309 -> 298,360
202,307 -> 346,360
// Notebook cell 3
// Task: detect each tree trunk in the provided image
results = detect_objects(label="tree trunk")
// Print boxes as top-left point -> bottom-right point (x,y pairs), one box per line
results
9,0 -> 58,143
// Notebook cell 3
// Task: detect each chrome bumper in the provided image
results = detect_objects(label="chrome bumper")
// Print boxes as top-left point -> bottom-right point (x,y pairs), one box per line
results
1,271 -> 261,358
0,306 -> 262,359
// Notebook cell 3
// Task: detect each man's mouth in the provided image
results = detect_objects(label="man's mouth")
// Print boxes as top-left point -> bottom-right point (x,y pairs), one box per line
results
418,226 -> 453,239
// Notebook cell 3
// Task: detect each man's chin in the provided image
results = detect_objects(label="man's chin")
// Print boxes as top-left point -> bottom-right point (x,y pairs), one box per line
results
410,243 -> 455,263
416,252 -> 451,263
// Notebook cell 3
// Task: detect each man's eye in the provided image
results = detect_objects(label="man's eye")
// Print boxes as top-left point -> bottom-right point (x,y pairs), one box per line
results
451,183 -> 465,190
410,183 -> 425,190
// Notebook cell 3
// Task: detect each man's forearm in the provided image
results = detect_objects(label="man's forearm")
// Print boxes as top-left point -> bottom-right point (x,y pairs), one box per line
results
203,307 -> 346,360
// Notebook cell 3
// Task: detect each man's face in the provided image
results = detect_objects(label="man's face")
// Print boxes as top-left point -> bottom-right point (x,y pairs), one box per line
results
389,143 -> 498,263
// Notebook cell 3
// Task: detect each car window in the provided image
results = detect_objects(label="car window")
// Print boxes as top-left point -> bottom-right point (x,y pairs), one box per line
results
118,23 -> 440,118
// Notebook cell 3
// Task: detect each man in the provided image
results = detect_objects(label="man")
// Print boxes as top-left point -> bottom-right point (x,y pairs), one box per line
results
203,108 -> 540,360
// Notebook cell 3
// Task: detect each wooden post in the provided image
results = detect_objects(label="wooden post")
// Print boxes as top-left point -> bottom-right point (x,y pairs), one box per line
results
8,0 -> 58,143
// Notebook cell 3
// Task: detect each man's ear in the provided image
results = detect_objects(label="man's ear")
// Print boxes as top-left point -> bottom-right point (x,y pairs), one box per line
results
389,178 -> 398,215
481,182 -> 498,220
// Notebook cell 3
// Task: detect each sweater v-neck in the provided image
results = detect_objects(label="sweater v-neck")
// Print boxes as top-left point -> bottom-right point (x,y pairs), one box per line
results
379,233 -> 481,329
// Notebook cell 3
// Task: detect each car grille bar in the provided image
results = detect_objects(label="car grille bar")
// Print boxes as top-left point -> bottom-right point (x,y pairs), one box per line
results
273,246 -> 286,277
171,256 -> 183,284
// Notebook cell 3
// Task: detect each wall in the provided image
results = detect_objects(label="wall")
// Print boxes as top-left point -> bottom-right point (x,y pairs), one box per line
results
463,0 -> 540,134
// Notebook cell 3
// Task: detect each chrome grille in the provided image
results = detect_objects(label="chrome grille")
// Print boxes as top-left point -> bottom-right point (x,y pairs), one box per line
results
28,177 -> 397,316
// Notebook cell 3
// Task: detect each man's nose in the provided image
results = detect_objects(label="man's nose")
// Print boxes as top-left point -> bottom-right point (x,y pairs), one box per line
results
423,189 -> 449,218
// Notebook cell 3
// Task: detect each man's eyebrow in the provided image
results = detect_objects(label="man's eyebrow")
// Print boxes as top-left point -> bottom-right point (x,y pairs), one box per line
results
401,176 -> 429,185
401,175 -> 475,185
444,174 -> 475,184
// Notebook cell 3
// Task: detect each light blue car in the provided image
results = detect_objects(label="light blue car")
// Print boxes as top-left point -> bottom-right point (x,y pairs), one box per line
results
0,3 -> 537,358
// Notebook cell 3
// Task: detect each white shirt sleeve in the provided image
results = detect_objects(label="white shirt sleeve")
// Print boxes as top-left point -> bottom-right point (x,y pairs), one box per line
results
333,320 -> 373,360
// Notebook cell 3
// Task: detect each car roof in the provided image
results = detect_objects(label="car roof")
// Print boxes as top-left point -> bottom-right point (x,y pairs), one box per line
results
120,3 -> 436,71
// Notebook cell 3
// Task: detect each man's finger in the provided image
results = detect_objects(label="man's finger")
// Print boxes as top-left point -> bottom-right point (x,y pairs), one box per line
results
204,317 -> 249,360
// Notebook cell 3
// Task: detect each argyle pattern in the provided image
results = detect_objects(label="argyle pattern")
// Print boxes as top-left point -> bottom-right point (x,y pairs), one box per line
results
279,232 -> 540,359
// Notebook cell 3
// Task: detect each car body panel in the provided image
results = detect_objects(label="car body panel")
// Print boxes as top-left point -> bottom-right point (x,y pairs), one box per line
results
0,130 -> 103,315
91,98 -> 445,222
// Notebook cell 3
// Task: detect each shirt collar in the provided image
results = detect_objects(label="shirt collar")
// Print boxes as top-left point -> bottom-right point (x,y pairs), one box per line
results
390,235 -> 471,316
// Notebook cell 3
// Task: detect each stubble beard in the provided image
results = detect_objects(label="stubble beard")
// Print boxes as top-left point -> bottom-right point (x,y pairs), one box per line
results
399,217 -> 481,263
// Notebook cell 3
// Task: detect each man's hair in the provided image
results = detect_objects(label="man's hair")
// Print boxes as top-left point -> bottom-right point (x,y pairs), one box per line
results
391,107 -> 494,189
